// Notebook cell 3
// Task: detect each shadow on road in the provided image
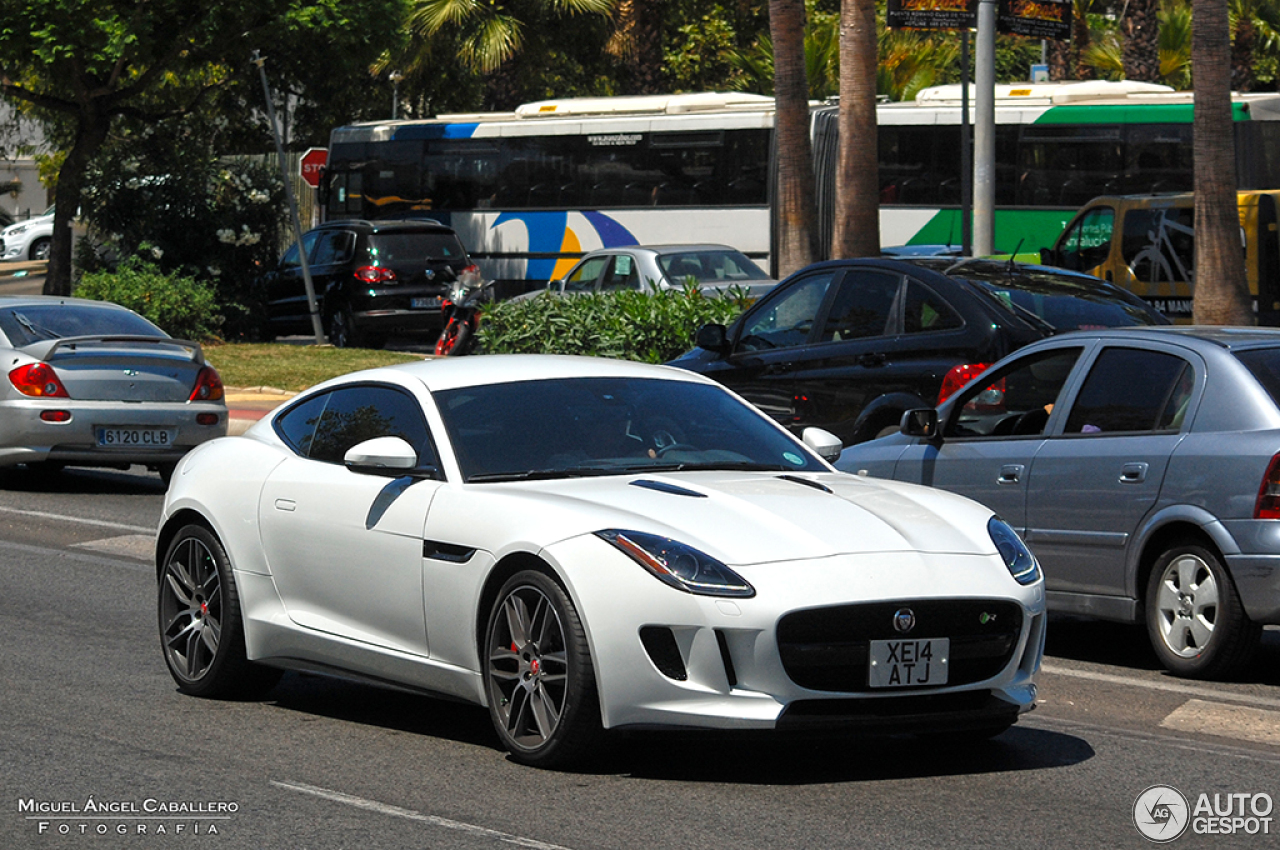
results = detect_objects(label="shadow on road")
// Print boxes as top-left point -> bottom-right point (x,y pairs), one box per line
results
0,463 -> 165,495
259,672 -> 1094,783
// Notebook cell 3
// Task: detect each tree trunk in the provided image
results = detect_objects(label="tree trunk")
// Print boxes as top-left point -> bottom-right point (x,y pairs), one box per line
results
613,0 -> 668,94
1048,38 -> 1071,82
43,113 -> 110,297
769,0 -> 816,277
1191,0 -> 1252,325
831,0 -> 879,258
1071,9 -> 1094,80
1122,0 -> 1162,82
1232,20 -> 1257,92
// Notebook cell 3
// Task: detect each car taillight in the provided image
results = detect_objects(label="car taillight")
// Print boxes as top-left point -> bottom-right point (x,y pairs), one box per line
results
354,265 -> 397,284
937,363 -> 991,405
10,363 -> 69,397
458,264 -> 482,288
189,365 -> 224,402
1255,454 -> 1280,519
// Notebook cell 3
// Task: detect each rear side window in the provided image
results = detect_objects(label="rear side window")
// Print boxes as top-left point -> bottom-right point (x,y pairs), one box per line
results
367,232 -> 467,264
275,384 -> 436,468
1064,348 -> 1192,434
1235,348 -> 1280,409
822,271 -> 900,340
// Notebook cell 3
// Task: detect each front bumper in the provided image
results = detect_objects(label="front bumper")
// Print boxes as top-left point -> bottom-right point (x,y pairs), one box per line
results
545,536 -> 1046,733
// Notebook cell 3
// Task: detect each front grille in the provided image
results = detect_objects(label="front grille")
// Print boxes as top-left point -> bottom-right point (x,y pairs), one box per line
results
777,599 -> 1022,692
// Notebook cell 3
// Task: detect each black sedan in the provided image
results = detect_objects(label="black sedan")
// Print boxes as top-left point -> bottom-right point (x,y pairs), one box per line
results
669,257 -> 1169,445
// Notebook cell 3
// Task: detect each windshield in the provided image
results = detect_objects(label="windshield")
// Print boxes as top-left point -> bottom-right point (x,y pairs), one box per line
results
659,250 -> 771,286
956,269 -> 1167,330
0,304 -> 165,347
435,376 -> 825,482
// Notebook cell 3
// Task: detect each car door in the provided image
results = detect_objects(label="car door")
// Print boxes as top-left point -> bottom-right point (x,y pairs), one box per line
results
266,229 -> 323,331
790,271 -> 972,443
259,383 -> 444,656
713,268 -> 842,425
309,228 -> 354,310
891,345 -> 1088,536
599,254 -> 642,292
1022,344 -> 1194,598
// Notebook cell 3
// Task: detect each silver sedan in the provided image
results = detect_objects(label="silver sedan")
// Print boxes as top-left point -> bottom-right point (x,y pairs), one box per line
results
837,326 -> 1280,680
0,296 -> 227,482
552,244 -> 776,299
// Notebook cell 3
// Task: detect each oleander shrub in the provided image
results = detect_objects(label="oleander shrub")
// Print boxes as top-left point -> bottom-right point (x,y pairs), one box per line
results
74,256 -> 223,342
478,287 -> 752,363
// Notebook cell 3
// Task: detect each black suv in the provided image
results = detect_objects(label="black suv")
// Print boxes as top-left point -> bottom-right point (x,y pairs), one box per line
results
669,257 -> 1169,445
263,218 -> 480,348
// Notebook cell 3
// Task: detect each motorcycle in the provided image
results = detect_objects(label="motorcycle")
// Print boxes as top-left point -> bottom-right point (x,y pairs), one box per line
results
434,270 -> 492,356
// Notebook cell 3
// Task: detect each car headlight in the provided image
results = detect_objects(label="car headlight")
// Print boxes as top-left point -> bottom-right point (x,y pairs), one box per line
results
596,529 -> 755,597
4,224 -> 27,236
988,516 -> 1040,585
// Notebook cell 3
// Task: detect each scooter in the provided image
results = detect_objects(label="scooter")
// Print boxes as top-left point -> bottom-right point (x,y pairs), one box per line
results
434,272 -> 492,356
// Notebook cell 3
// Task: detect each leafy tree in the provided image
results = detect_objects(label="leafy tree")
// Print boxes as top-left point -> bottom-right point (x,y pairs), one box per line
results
0,0 -> 399,296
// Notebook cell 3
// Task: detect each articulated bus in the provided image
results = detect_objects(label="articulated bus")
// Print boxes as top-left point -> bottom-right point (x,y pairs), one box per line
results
320,82 -> 1280,294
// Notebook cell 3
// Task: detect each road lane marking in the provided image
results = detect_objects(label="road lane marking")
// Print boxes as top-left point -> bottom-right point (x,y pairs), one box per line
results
0,504 -> 152,534
70,534 -> 154,561
1160,699 -> 1280,747
1024,715 -> 1280,764
271,780 -> 576,850
0,537 -> 151,571
1041,662 -> 1280,710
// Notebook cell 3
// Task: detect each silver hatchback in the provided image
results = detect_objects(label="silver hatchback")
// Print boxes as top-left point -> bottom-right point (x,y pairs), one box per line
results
837,326 -> 1280,679
0,296 -> 227,482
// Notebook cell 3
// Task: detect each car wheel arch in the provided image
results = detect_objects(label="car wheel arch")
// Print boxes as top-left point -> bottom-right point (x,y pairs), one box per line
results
852,392 -> 932,444
156,509 -> 218,582
473,551 -> 573,673
1131,515 -> 1235,618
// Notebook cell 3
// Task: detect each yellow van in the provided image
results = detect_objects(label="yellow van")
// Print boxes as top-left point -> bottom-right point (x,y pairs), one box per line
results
1041,191 -> 1280,324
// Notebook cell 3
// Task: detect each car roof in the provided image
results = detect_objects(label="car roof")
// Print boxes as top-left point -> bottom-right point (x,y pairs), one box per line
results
1044,325 -> 1280,351
313,217 -> 457,234
584,244 -> 744,256
305,354 -> 723,395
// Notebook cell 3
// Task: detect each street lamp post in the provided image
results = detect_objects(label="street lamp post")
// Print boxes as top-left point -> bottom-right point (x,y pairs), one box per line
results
390,71 -> 403,120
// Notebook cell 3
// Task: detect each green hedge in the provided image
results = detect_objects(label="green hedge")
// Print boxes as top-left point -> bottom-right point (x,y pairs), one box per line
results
74,256 -> 223,342
478,288 -> 751,363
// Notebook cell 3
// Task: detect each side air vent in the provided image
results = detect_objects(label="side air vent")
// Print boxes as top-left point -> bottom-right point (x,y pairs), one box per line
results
639,626 -> 688,680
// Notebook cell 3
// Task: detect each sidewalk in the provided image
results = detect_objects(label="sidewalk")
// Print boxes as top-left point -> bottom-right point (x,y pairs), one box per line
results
225,387 -> 296,436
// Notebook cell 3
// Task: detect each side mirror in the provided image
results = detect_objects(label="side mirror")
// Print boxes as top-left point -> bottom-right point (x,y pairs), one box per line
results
1039,247 -> 1057,267
344,436 -> 420,476
552,279 -> 566,293
802,427 -> 843,462
694,323 -> 730,353
901,408 -> 939,439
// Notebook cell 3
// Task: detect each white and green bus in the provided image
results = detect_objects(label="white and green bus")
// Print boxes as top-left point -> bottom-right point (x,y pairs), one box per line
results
320,81 -> 1280,293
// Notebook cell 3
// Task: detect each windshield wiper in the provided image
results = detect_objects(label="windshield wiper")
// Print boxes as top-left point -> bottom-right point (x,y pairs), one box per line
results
11,311 -> 61,341
467,467 -> 618,483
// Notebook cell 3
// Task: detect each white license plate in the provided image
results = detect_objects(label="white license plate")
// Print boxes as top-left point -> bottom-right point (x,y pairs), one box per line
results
410,297 -> 442,309
868,638 -> 949,688
97,428 -> 175,448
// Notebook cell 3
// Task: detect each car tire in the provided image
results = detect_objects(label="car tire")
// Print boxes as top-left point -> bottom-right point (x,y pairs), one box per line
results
1144,540 -> 1260,680
435,321 -> 471,356
483,569 -> 604,768
29,237 -> 51,262
328,307 -> 363,349
852,409 -> 903,444
158,524 -> 282,698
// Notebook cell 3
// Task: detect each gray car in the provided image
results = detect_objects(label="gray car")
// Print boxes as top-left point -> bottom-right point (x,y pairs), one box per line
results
836,326 -> 1280,680
552,244 -> 775,300
0,296 -> 227,482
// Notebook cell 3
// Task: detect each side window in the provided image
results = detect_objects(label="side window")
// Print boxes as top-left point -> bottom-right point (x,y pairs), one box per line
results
310,231 -> 346,266
601,254 -> 641,291
1124,206 -> 1195,282
1064,348 -> 1192,434
281,230 -> 321,269
1059,207 -> 1114,271
277,385 -> 436,468
737,271 -> 836,352
821,271 -> 900,341
947,348 -> 1084,438
903,280 -> 963,334
564,256 -> 609,292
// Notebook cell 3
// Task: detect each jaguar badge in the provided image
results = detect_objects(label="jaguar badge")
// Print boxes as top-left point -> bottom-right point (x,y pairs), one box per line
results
892,608 -> 916,634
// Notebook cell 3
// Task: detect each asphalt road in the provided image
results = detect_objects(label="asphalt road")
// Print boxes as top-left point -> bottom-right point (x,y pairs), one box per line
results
2,465 -> 1280,849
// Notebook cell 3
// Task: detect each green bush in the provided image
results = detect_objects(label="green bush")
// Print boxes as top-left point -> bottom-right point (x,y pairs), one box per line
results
74,256 -> 223,342
478,287 -> 751,363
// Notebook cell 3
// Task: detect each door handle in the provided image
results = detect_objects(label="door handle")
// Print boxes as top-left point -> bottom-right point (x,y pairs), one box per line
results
858,352 -> 886,368
1119,462 -> 1149,484
275,498 -> 297,512
998,464 -> 1024,485
762,362 -> 793,375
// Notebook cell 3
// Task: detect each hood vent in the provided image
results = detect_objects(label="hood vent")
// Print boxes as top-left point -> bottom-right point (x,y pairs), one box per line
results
629,479 -> 707,498
777,474 -> 833,494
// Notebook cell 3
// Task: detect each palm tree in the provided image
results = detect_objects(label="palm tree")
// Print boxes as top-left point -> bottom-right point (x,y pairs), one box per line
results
1191,0 -> 1253,324
832,0 -> 880,258
1230,0 -> 1280,90
1124,0 -> 1163,81
1084,0 -> 1192,88
606,0 -> 668,94
770,0 -> 817,277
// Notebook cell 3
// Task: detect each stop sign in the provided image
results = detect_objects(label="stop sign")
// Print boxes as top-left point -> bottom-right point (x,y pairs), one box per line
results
299,147 -> 328,189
